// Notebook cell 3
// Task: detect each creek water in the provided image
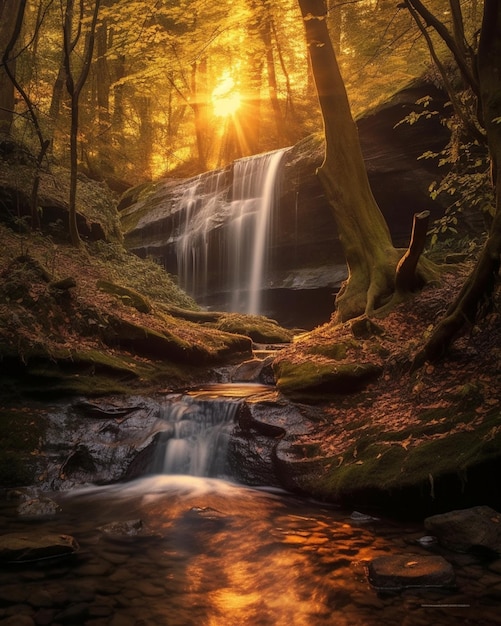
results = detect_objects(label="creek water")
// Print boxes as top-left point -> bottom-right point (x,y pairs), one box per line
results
0,386 -> 500,625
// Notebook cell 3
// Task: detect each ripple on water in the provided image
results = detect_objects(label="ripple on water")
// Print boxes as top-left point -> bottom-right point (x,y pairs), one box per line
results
0,479 -> 499,625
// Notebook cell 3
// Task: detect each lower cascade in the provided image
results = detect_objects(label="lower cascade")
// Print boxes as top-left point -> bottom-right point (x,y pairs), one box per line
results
153,394 -> 240,477
0,391 -> 492,625
151,384 -> 270,478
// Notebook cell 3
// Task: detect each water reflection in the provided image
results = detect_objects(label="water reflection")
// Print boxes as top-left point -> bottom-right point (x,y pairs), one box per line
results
0,476 -> 498,625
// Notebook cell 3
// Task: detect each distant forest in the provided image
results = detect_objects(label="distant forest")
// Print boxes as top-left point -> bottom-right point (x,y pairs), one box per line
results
0,0 -> 483,185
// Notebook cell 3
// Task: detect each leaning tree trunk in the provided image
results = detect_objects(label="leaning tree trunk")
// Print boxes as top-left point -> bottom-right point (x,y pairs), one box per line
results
413,0 -> 501,367
298,0 -> 434,321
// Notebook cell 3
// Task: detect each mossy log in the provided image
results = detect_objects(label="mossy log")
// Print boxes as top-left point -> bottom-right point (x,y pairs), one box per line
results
97,280 -> 152,313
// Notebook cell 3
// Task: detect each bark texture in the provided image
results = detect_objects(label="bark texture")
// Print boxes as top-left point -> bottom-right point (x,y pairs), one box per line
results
298,0 -> 433,321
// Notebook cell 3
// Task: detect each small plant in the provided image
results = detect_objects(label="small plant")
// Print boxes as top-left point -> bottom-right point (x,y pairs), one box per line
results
397,89 -> 493,249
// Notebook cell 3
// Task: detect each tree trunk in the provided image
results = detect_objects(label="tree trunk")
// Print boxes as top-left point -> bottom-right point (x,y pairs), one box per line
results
191,57 -> 210,170
0,0 -> 19,134
63,0 -> 101,247
395,211 -> 430,293
298,0 -> 407,320
413,0 -> 501,367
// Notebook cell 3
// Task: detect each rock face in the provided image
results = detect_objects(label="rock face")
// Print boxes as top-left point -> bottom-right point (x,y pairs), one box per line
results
121,79 -> 450,328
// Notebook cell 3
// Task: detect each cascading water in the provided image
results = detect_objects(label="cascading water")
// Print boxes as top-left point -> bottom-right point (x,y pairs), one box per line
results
153,394 -> 240,478
176,169 -> 229,300
152,384 -> 271,478
230,148 -> 288,314
175,148 -> 289,315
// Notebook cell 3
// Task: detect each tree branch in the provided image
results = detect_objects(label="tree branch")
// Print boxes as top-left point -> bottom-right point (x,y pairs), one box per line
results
404,0 -> 479,97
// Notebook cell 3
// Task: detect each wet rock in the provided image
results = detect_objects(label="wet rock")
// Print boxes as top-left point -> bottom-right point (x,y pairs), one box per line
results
54,602 -> 89,623
98,519 -> 159,542
367,554 -> 456,591
17,495 -> 61,519
27,589 -> 53,608
0,533 -> 79,565
0,584 -> 28,604
33,608 -> 55,625
232,354 -> 277,385
349,511 -> 380,523
185,506 -> 228,527
424,506 -> 501,556
228,396 -> 311,487
73,400 -> 141,419
134,581 -> 165,597
60,444 -> 97,479
237,403 -> 285,438
231,358 -> 266,383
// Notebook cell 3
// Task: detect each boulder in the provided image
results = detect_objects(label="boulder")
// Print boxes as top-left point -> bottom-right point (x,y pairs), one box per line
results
0,533 -> 79,564
17,495 -> 61,519
367,554 -> 456,591
424,506 -> 501,556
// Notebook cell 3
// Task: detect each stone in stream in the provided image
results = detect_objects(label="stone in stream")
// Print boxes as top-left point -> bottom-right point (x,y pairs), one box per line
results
98,518 -> 160,542
16,494 -> 61,519
367,554 -> 456,591
0,533 -> 79,564
424,506 -> 501,557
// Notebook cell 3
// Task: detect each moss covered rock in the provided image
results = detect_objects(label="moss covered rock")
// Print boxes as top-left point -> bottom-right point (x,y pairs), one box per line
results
213,313 -> 293,344
273,359 -> 382,400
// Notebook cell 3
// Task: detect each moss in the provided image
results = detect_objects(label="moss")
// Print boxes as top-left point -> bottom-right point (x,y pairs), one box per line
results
213,313 -> 293,344
332,444 -> 408,493
301,408 -> 501,504
97,279 -> 152,313
306,341 -> 354,360
274,359 -> 382,400
1,347 -> 151,398
89,240 -> 198,310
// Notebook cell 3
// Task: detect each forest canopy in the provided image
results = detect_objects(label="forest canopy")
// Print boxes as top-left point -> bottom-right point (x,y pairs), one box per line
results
0,0 -> 484,186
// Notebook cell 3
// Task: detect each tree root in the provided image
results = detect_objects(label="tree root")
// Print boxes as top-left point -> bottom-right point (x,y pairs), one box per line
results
411,226 -> 501,371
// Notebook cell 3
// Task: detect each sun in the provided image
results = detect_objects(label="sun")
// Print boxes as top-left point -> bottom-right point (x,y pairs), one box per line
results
212,72 -> 241,118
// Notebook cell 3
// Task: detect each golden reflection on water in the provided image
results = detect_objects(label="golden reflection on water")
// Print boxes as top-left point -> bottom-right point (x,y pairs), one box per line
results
1,477 -> 494,626
140,483 -> 385,626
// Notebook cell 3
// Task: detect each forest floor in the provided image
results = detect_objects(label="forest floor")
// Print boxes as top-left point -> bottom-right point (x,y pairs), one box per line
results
0,218 -> 500,513
268,253 -> 501,513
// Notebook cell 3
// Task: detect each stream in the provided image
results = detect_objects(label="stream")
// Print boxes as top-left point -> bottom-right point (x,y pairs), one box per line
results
1,385 -> 500,625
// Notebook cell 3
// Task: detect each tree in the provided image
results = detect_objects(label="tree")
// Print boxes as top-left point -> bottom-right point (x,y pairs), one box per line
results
297,0 -> 437,322
63,0 -> 101,247
0,0 -> 18,134
411,0 -> 501,365
1,0 -> 51,230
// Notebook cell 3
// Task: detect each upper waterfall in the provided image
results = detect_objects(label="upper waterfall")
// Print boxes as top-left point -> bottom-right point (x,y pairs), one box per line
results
176,148 -> 290,316
123,82 -> 449,327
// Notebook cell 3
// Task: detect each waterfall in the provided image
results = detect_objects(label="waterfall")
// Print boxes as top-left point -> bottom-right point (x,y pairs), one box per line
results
175,148 -> 289,315
154,394 -> 241,478
176,169 -> 229,301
